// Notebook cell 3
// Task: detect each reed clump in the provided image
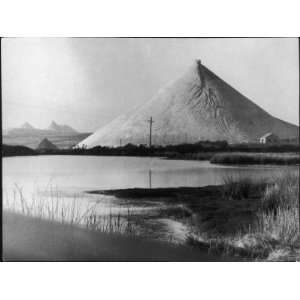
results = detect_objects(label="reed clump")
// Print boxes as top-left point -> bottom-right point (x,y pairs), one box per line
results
221,175 -> 263,199
4,185 -> 138,235
255,171 -> 299,247
187,170 -> 300,260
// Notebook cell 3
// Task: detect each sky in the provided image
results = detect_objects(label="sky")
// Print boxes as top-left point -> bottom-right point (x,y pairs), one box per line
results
2,38 -> 299,132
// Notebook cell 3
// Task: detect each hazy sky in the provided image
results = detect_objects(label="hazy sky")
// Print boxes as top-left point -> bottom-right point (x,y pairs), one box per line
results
2,38 -> 299,132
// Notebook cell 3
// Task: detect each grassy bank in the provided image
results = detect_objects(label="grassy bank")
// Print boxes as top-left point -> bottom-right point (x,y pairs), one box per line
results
3,185 -> 231,261
2,144 -> 37,156
90,170 -> 300,261
4,170 -> 299,261
3,141 -> 299,158
3,141 -> 299,165
3,186 -> 138,235
166,151 -> 300,165
210,152 -> 300,165
186,171 -> 300,261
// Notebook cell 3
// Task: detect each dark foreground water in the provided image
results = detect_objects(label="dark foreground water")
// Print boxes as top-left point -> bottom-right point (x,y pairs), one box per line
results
3,155 -> 297,242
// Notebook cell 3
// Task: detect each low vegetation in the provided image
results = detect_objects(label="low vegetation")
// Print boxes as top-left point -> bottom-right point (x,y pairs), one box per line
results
255,171 -> 299,246
3,141 -> 299,166
187,171 -> 299,261
165,152 -> 216,161
3,169 -> 299,261
4,186 -> 138,235
2,144 -> 37,156
91,170 -> 300,260
210,152 -> 300,165
3,187 -> 225,261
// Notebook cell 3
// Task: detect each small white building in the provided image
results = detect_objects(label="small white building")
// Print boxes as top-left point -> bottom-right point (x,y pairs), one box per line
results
259,132 -> 278,144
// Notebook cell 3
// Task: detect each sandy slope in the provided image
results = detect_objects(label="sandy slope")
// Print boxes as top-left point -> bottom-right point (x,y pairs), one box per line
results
78,60 -> 298,148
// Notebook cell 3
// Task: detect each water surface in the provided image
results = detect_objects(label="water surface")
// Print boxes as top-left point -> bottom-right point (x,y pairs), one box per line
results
3,155 -> 297,242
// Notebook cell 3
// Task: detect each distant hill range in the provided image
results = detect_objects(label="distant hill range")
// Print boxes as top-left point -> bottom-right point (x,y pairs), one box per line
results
47,121 -> 78,135
5,121 -> 78,136
3,121 -> 91,149
77,59 -> 299,148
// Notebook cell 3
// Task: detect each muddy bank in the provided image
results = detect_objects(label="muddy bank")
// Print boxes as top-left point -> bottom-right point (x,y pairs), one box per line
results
87,185 -> 222,199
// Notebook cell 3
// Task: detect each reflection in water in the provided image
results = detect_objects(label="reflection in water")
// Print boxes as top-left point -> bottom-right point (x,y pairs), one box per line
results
149,169 -> 152,189
4,155 -> 295,191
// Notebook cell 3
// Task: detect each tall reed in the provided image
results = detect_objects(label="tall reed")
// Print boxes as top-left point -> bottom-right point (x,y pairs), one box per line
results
187,170 -> 299,259
255,170 -> 299,246
4,185 -> 138,235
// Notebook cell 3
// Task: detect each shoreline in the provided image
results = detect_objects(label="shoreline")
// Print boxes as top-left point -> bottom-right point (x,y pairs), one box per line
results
3,141 -> 299,165
86,179 -> 299,261
3,151 -> 299,166
85,183 -> 265,241
3,171 -> 299,261
87,185 -> 223,199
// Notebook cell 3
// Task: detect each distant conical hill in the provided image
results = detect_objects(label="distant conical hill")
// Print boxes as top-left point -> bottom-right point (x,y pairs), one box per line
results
77,60 -> 299,148
37,138 -> 58,150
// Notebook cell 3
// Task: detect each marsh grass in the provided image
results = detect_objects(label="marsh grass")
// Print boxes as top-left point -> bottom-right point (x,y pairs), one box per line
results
255,208 -> 298,246
187,170 -> 300,260
4,185 -> 138,235
221,175 -> 264,199
186,232 -> 273,259
4,169 -> 299,260
211,152 -> 300,165
261,171 -> 299,212
165,152 -> 215,161
255,171 -> 299,247
85,209 -> 137,234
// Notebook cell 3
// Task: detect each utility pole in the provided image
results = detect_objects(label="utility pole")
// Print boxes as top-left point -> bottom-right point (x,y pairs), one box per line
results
147,116 -> 154,148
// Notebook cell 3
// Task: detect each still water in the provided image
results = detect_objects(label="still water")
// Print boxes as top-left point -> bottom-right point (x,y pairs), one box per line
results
3,155 -> 297,242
